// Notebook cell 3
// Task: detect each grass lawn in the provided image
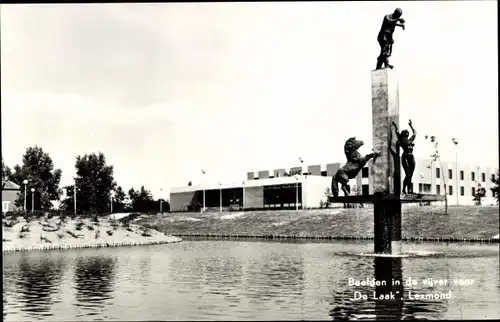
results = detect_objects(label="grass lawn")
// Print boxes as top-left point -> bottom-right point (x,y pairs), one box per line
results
139,205 -> 499,239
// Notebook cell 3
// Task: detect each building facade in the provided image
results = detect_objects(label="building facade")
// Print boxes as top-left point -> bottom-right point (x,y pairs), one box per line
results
2,180 -> 21,212
169,158 -> 498,212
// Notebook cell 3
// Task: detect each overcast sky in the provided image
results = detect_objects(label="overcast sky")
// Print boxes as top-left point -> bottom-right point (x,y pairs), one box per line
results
1,1 -> 498,199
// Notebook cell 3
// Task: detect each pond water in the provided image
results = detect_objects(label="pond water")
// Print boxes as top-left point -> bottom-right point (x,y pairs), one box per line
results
3,239 -> 499,321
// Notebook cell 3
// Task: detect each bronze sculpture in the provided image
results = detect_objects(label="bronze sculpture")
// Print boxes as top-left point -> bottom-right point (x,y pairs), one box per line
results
392,120 -> 416,195
331,137 -> 380,197
376,8 -> 405,70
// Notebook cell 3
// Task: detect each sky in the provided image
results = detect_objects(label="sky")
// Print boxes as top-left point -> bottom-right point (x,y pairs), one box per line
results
1,1 -> 498,199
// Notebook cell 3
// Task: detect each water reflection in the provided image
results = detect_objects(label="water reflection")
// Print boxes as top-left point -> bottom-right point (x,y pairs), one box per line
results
245,249 -> 305,304
73,256 -> 117,315
402,258 -> 450,320
328,257 -> 403,320
374,257 -> 403,320
2,241 -> 499,321
15,255 -> 65,320
329,255 -> 458,320
139,256 -> 151,281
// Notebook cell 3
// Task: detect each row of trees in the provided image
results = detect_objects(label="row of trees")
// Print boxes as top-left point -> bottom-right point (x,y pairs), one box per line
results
2,146 -> 169,214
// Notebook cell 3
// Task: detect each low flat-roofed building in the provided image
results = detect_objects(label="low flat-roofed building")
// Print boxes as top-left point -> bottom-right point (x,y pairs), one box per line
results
170,158 -> 498,212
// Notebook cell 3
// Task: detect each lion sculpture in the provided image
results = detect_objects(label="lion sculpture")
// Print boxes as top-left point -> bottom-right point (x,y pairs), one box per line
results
331,137 -> 380,197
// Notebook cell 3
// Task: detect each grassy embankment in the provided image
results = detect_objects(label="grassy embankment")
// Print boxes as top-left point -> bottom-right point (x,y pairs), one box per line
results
138,205 -> 499,241
2,213 -> 181,252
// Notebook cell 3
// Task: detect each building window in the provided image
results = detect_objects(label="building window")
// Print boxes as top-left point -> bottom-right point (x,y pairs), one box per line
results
269,175 -> 274,179
448,169 -> 453,180
492,174 -> 496,181
419,184 -> 431,193
362,167 -> 369,178
472,187 -> 475,196
321,171 -> 327,177
362,184 -> 369,195
482,173 -> 486,182
436,168 -> 440,179
471,172 -> 475,182
436,185 -> 441,195
423,184 -> 431,193
460,171 -> 464,180
449,185 -> 453,196
460,186 -> 464,196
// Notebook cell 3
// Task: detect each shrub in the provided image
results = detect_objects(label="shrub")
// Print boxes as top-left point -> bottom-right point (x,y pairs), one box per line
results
106,230 -> 113,236
3,219 -> 17,228
110,220 -> 119,230
75,221 -> 84,231
66,230 -> 81,239
40,236 -> 52,243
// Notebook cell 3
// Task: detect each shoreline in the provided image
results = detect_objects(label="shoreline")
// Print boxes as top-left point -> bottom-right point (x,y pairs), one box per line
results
2,237 -> 181,252
172,233 -> 499,243
2,214 -> 181,253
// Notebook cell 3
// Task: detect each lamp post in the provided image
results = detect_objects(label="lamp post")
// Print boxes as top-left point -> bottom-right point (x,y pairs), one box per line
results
110,191 -> 113,214
299,157 -> 304,174
22,180 -> 28,212
73,177 -> 77,216
452,138 -> 459,205
160,188 -> 163,214
201,169 -> 206,213
295,175 -> 299,211
242,181 -> 246,211
219,182 -> 222,213
30,188 -> 35,213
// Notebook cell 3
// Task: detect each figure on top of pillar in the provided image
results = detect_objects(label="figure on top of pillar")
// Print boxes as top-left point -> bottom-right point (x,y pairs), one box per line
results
392,119 -> 417,195
376,8 -> 405,70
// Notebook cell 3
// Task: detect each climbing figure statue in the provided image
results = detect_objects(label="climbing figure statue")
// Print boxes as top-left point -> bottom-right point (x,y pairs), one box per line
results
376,8 -> 405,70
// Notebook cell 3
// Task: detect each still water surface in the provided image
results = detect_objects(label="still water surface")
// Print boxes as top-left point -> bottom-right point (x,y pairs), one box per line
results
3,239 -> 500,320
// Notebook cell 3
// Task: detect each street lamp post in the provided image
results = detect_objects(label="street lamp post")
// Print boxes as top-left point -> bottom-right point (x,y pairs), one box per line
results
299,157 -> 304,174
22,180 -> 28,213
201,169 -> 206,213
219,182 -> 222,213
295,175 -> 299,211
452,138 -> 459,205
160,188 -> 163,214
74,177 -> 77,216
30,188 -> 35,213
242,181 -> 246,211
110,192 -> 113,214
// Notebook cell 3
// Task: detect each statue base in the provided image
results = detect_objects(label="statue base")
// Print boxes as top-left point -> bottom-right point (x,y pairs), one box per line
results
328,193 -> 446,255
328,193 -> 446,204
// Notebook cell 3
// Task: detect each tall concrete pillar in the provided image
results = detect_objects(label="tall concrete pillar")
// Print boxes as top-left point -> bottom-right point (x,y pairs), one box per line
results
371,68 -> 402,255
